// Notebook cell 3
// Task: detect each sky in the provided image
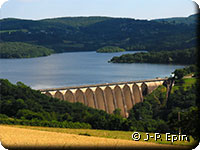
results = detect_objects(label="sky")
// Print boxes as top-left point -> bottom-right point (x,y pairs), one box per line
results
0,0 -> 198,20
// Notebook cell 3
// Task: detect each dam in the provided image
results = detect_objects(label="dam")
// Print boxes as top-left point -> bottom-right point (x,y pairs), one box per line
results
40,78 -> 167,117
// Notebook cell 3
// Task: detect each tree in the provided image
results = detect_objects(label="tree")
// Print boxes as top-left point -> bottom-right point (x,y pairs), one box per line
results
173,69 -> 187,79
113,108 -> 121,116
179,107 -> 199,140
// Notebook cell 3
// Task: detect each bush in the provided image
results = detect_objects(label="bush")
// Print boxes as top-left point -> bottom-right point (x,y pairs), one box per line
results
16,109 -> 45,120
0,114 -> 9,119
0,117 -> 92,129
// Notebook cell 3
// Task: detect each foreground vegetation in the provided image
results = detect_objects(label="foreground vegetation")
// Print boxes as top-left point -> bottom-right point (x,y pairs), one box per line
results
96,46 -> 125,53
110,48 -> 197,65
0,42 -> 53,58
2,125 -> 194,149
0,79 -> 131,131
0,64 -> 198,141
2,125 -> 196,147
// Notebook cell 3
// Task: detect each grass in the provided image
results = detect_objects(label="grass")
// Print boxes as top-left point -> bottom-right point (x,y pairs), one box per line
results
0,125 -> 196,149
182,78 -> 196,85
6,125 -> 196,146
172,78 -> 196,92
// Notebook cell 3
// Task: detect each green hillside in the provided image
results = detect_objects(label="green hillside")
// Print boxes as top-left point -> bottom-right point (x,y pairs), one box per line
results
0,42 -> 53,58
0,15 -> 197,54
42,16 -> 111,27
153,14 -> 198,25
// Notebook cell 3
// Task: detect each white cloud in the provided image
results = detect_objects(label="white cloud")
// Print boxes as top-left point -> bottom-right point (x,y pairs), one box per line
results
0,0 -> 8,8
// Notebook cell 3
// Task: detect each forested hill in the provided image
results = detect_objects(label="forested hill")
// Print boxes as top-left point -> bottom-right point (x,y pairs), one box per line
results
110,48 -> 197,65
0,14 -> 197,53
152,14 -> 198,25
0,42 -> 53,58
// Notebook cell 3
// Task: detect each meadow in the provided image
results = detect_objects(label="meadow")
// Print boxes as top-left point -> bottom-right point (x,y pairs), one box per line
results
172,78 -> 196,91
0,125 -> 197,150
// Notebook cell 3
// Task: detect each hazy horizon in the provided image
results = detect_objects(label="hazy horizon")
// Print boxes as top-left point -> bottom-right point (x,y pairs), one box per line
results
0,0 -> 197,20
0,13 -> 197,21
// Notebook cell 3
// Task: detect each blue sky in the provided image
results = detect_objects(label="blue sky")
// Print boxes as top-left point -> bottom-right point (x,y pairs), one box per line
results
0,0 -> 197,20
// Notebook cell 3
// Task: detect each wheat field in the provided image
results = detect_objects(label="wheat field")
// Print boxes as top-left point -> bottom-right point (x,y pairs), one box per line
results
0,125 -> 194,149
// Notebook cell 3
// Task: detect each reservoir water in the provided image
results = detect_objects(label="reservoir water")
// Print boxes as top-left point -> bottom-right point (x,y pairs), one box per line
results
0,51 -> 184,89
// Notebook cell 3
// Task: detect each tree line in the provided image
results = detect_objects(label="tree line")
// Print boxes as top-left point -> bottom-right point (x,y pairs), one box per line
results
96,46 -> 125,53
110,48 -> 197,65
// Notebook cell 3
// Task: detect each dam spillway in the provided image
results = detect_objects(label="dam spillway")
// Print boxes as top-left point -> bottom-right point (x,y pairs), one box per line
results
39,78 -> 167,117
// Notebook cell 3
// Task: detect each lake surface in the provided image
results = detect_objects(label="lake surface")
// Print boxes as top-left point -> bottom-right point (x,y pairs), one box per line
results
0,51 -> 184,89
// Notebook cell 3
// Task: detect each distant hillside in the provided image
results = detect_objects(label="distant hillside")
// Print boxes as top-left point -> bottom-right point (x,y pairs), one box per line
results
42,16 -> 111,27
152,14 -> 198,25
0,15 -> 197,54
96,46 -> 125,53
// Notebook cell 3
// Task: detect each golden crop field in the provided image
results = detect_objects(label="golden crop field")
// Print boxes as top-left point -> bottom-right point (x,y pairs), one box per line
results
0,125 -> 197,150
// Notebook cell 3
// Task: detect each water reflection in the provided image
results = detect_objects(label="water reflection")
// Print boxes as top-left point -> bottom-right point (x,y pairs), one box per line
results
0,51 -> 184,89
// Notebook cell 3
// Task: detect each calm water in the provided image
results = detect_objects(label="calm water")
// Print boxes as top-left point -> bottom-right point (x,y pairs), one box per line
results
0,51 -> 184,89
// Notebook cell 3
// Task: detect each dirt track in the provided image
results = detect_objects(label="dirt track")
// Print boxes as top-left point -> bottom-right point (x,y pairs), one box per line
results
0,125 -> 193,150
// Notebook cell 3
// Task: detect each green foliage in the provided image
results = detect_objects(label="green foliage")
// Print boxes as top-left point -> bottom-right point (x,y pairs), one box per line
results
173,65 -> 197,79
0,117 -> 91,129
173,70 -> 187,80
179,107 -> 199,140
16,109 -> 45,120
129,101 -> 153,121
96,46 -> 125,53
110,48 -> 197,65
0,42 -> 54,58
167,85 -> 196,110
113,108 -> 121,116
0,114 -> 9,119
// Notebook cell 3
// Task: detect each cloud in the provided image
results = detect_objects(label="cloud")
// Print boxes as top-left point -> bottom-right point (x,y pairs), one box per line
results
0,0 -> 8,8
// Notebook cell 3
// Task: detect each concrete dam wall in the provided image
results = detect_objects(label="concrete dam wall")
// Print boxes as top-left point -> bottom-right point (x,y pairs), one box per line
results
40,78 -> 166,117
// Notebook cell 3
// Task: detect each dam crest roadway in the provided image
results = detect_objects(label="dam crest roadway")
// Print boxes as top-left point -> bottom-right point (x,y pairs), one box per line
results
40,78 -> 167,117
